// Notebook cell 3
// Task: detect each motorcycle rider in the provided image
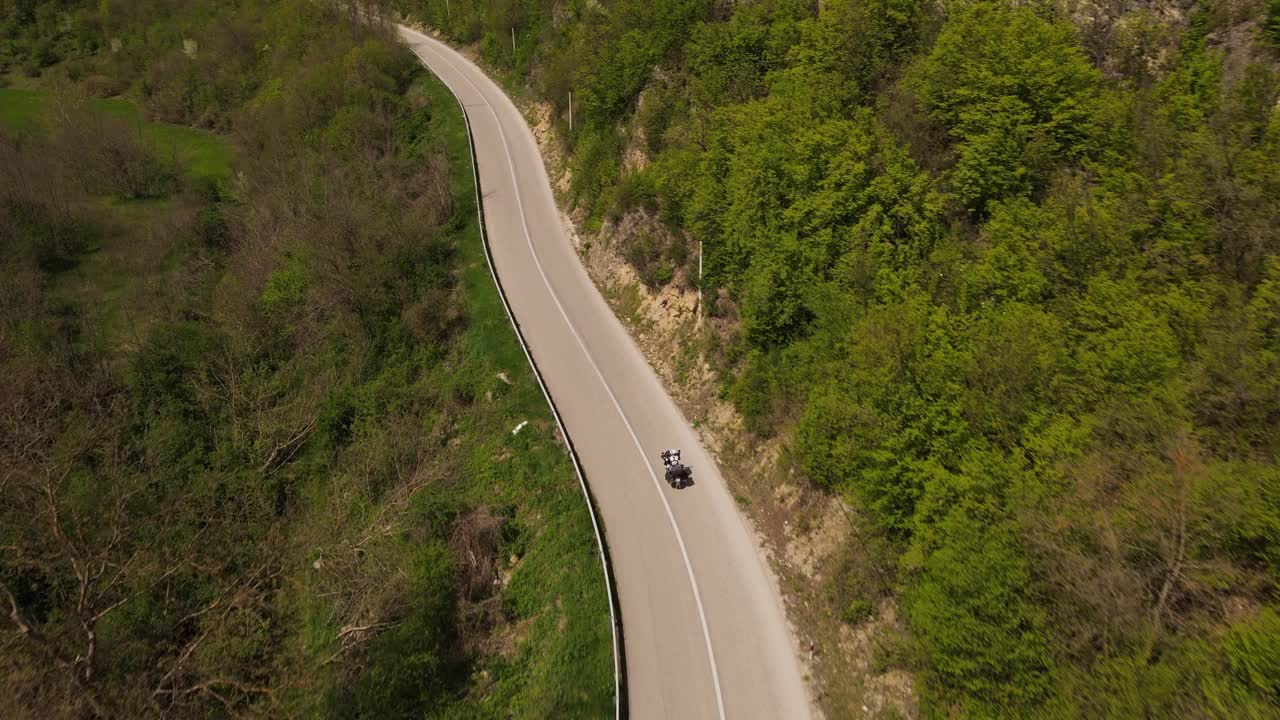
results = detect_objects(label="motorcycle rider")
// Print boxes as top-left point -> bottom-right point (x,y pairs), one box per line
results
661,449 -> 692,488
661,449 -> 681,467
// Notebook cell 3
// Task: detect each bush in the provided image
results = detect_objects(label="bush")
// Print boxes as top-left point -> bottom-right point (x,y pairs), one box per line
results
638,83 -> 676,153
727,349 -> 789,434
351,542 -> 461,714
1224,607 -> 1280,701
192,205 -> 230,248
59,114 -> 181,199
570,125 -> 623,217
258,255 -> 309,319
130,321 -> 223,410
739,242 -> 814,348
0,196 -> 98,272
842,599 -> 875,625
623,228 -> 679,288
610,169 -> 658,218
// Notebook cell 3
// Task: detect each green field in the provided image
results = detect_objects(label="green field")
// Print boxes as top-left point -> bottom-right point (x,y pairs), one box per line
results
0,88 -> 234,357
0,87 -> 233,186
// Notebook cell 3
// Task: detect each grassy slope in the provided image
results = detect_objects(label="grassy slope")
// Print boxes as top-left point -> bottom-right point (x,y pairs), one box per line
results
285,70 -> 614,716
408,71 -> 612,715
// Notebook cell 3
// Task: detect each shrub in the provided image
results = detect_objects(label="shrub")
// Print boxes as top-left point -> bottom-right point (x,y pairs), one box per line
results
192,205 -> 230,248
623,228 -> 679,288
570,125 -> 623,217
0,196 -> 98,272
610,169 -> 658,218
258,255 -> 308,318
1224,607 -> 1280,701
842,599 -> 875,624
349,542 -> 461,718
59,114 -> 181,199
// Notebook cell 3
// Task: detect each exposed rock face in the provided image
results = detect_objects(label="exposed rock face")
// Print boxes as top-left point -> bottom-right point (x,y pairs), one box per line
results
1052,0 -> 1196,79
1054,0 -> 1278,86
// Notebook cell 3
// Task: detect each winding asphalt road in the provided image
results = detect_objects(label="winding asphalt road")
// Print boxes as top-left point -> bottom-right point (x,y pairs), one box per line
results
398,26 -> 811,719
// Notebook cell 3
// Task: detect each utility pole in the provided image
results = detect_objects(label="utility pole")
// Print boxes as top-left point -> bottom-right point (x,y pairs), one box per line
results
568,90 -> 573,132
446,0 -> 450,17
511,26 -> 516,55
698,239 -> 703,320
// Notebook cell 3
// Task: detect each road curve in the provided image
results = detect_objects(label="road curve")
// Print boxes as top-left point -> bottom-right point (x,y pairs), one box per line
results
398,27 -> 812,719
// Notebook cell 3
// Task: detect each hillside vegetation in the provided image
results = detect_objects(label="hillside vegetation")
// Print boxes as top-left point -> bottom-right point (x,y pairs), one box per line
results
400,0 -> 1280,715
0,1 -> 611,717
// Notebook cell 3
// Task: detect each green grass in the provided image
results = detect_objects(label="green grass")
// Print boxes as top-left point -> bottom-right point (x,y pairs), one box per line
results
1,89 -> 233,356
388,70 -> 614,715
0,87 -> 47,134
49,198 -> 193,360
0,88 -> 233,187
0,86 -> 233,359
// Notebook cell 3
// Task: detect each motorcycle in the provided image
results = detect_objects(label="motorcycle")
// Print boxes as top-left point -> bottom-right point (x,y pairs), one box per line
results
660,449 -> 693,489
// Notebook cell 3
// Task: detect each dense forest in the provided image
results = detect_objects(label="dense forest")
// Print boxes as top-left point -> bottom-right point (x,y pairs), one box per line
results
400,0 -> 1280,716
0,1 -> 611,717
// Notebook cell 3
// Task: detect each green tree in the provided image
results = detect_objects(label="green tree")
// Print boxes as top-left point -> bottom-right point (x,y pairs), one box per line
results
912,2 -> 1100,212
908,511 -> 1056,713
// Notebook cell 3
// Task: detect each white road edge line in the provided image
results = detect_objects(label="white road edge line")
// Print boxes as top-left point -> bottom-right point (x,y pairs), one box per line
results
397,32 -> 623,719
405,29 -> 727,720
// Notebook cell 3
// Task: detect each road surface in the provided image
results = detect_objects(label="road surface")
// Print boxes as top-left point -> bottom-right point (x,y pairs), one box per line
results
398,26 -> 812,719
